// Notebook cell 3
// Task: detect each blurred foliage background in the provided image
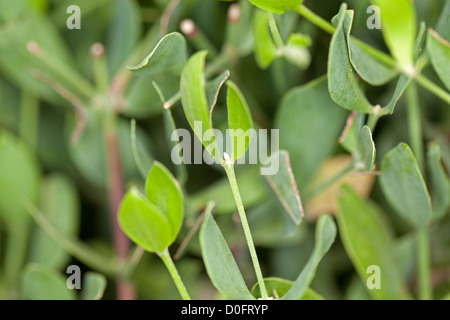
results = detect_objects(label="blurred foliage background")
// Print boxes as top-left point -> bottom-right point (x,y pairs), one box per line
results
0,0 -> 449,300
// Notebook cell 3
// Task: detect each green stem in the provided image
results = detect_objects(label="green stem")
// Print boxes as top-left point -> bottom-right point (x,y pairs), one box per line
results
295,4 -> 336,35
367,113 -> 381,132
296,4 -> 395,68
296,4 -> 450,104
158,248 -> 191,300
304,164 -> 354,199
223,157 -> 269,300
406,82 -> 424,170
24,202 -> 120,277
267,12 -> 284,48
415,74 -> 450,105
406,82 -> 431,300
417,228 -> 432,300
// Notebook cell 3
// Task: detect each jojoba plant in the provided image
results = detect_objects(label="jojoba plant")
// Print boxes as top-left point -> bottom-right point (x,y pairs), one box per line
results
0,0 -> 449,301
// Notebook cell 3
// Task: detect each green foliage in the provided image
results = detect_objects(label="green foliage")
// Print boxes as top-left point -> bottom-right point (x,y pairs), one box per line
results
81,272 -> 107,300
276,77 -> 347,188
427,29 -> 450,91
371,0 -> 416,69
199,211 -> 255,300
337,186 -> 408,300
281,214 -> 336,300
249,0 -> 303,14
226,80 -> 253,161
119,162 -> 184,253
21,265 -> 76,300
328,5 -> 373,113
0,0 -> 449,302
380,143 -> 432,229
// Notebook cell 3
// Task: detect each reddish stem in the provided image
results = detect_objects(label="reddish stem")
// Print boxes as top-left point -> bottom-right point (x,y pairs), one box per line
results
105,132 -> 136,300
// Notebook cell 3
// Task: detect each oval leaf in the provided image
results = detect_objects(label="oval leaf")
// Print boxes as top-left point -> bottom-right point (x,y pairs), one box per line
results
380,143 -> 431,229
355,126 -> 375,172
82,272 -> 107,300
226,80 -> 254,162
118,187 -> 172,253
145,161 -> 184,243
21,265 -> 76,300
199,211 -> 255,300
427,143 -> 450,221
128,32 -> 187,76
337,185 -> 409,300
180,51 -> 213,143
328,5 -> 374,113
0,131 -> 40,229
249,0 -> 303,14
348,39 -> 398,86
371,0 -> 416,69
427,29 -> 450,91
275,77 -> 347,188
252,9 -> 277,69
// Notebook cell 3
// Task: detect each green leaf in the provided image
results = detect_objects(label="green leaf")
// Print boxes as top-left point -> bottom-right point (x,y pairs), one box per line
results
337,185 -> 409,300
436,0 -> 450,41
226,80 -> 254,162
355,126 -> 375,172
263,150 -> 304,235
380,143 -> 431,229
251,277 -> 324,300
118,187 -> 172,253
199,211 -> 255,300
128,32 -> 187,76
206,70 -> 230,114
145,162 -> 184,244
249,0 -> 303,14
281,214 -> 336,300
275,77 -> 347,188
427,29 -> 450,91
381,74 -> 411,115
180,51 -> 213,142
29,174 -> 80,269
348,40 -> 398,86
82,272 -> 107,300
371,0 -> 416,69
21,264 -> 76,300
252,9 -> 277,69
279,43 -> 311,69
328,5 -> 373,113
226,0 -> 254,55
107,0 -> 141,77
427,143 -> 450,221
340,113 -> 365,154
0,131 -> 40,229
286,33 -> 311,47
